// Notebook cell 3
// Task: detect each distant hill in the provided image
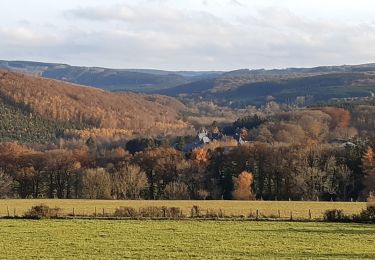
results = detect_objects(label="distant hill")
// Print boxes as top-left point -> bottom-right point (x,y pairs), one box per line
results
2,60 -> 375,107
215,72 -> 375,106
0,60 -> 221,92
0,71 -> 191,142
158,65 -> 375,107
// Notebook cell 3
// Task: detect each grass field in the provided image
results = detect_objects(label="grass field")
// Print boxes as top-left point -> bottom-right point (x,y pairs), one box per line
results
0,219 -> 374,259
0,199 -> 367,219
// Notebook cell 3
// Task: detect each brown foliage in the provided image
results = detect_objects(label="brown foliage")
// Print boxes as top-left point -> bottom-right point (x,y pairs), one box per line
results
0,71 -> 189,136
232,171 -> 254,200
362,147 -> 375,196
322,107 -> 351,129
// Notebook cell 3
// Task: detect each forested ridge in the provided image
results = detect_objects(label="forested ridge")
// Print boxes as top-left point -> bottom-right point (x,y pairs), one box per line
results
0,104 -> 373,201
0,70 -> 373,201
0,99 -> 89,143
0,71 -> 190,140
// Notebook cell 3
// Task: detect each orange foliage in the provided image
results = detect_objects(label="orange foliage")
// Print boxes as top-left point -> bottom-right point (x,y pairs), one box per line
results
192,139 -> 238,163
64,128 -> 133,140
322,107 -> 351,129
0,71 -> 189,136
232,171 -> 254,200
362,147 -> 374,169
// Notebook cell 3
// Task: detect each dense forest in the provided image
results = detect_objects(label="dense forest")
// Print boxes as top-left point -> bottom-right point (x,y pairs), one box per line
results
0,105 -> 374,200
0,71 -> 191,139
0,70 -> 374,201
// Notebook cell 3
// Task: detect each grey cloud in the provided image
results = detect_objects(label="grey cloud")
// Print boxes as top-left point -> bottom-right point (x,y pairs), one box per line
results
3,4 -> 375,70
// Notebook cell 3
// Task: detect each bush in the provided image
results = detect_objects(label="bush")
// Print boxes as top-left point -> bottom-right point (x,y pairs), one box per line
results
24,204 -> 61,219
191,205 -> 201,218
137,206 -> 183,219
323,209 -> 350,222
354,206 -> 375,223
205,208 -> 225,219
139,207 -> 164,218
113,207 -> 138,218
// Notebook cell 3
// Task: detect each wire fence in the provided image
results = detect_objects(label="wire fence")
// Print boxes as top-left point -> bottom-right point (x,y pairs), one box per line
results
0,206 -> 330,220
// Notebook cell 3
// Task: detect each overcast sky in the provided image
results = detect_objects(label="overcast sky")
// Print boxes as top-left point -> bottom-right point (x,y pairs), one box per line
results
1,0 -> 375,70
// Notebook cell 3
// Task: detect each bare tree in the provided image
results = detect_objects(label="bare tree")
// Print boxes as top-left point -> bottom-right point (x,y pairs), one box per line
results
115,164 -> 148,199
164,181 -> 189,199
0,170 -> 13,198
82,168 -> 111,199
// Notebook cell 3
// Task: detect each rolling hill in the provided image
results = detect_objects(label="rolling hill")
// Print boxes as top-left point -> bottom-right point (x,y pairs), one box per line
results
0,71 -> 191,143
0,60 -> 221,92
2,60 -> 375,107
159,71 -> 375,107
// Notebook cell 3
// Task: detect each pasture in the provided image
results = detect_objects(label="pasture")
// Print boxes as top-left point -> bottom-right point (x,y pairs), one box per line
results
0,199 -> 367,219
0,220 -> 374,259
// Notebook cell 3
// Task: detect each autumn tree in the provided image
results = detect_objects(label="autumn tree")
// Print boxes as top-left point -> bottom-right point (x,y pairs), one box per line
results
362,147 -> 375,197
82,168 -> 111,199
322,107 -> 351,129
133,147 -> 185,199
232,171 -> 254,200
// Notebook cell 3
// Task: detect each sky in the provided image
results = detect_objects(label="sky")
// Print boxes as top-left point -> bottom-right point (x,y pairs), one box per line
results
1,0 -> 375,71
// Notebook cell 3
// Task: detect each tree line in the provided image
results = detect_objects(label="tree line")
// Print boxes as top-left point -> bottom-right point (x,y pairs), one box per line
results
0,138 -> 373,201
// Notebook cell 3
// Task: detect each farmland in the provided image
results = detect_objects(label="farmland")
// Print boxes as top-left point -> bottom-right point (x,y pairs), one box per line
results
0,219 -> 374,259
0,199 -> 367,220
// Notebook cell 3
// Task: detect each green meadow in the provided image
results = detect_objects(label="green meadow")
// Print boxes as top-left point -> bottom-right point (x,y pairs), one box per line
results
0,220 -> 374,259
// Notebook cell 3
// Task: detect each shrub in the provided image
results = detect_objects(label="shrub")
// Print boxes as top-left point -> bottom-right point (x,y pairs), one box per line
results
24,204 -> 61,219
139,207 -> 164,218
205,209 -> 224,219
354,206 -> 375,223
163,207 -> 183,219
113,207 -> 138,218
323,209 -> 350,222
136,206 -> 183,219
191,205 -> 201,218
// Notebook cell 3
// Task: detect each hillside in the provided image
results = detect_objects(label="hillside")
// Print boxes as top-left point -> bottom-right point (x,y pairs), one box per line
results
216,72 -> 375,106
3,60 -> 375,108
0,71 -> 190,141
160,72 -> 375,107
0,60 -> 220,92
0,99 -> 89,143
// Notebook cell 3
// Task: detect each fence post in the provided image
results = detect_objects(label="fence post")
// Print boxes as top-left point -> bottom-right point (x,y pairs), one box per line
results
13,208 -> 16,217
102,208 -> 105,216
73,208 -> 75,217
309,209 -> 312,220
256,209 -> 259,220
278,210 -> 281,219
290,211 -> 293,221
7,206 -> 9,217
95,207 -> 97,217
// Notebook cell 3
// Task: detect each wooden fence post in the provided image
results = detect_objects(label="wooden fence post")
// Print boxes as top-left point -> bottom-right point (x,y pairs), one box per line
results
95,207 -> 97,217
278,210 -> 281,219
309,209 -> 312,220
7,206 -> 9,217
256,209 -> 259,220
290,211 -> 293,221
